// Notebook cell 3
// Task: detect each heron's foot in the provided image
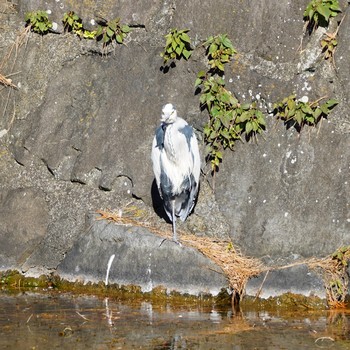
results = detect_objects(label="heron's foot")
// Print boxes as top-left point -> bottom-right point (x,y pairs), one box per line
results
172,238 -> 182,247
158,237 -> 182,247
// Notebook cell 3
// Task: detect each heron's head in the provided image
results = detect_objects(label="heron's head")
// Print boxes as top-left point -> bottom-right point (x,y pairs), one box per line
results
161,103 -> 177,124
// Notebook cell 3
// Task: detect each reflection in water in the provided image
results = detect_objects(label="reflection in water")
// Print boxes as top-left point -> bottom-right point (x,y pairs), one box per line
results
1,291 -> 350,349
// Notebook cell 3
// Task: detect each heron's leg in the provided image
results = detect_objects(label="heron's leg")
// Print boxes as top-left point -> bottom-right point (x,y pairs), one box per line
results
171,200 -> 181,245
171,200 -> 177,242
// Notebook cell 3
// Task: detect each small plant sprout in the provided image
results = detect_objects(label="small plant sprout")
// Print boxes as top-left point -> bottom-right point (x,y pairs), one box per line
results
62,11 -> 96,39
161,28 -> 193,65
320,13 -> 345,65
273,94 -> 338,131
63,11 -> 83,33
303,0 -> 341,33
25,10 -> 53,35
203,34 -> 237,73
95,17 -> 131,49
321,31 -> 337,60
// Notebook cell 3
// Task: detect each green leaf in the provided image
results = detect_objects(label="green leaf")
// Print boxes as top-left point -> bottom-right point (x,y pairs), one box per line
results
216,150 -> 223,159
165,34 -> 172,47
103,33 -> 110,43
287,108 -> 295,118
107,27 -> 115,38
175,45 -> 182,55
116,34 -> 123,43
325,98 -> 338,108
287,99 -> 295,110
257,114 -> 266,126
210,130 -> 218,140
171,39 -> 177,50
197,70 -> 206,78
96,26 -> 104,37
239,111 -> 250,122
217,62 -> 225,71
209,43 -> 218,54
308,8 -> 315,21
295,110 -> 303,125
222,36 -> 234,49
221,113 -> 232,128
313,107 -> 322,119
109,21 -> 117,32
220,92 -> 232,104
220,129 -> 230,140
316,4 -> 332,21
245,121 -> 253,134
180,32 -> 191,43
301,104 -> 313,114
182,49 -> 192,60
121,25 -> 131,33
194,78 -> 203,88
320,103 -> 329,114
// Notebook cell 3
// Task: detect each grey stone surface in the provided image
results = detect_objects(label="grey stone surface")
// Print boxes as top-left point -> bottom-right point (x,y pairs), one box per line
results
0,187 -> 48,269
57,215 -> 227,296
0,0 -> 349,298
246,264 -> 325,299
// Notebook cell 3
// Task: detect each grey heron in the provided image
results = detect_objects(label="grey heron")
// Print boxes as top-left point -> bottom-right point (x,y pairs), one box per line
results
151,103 -> 200,244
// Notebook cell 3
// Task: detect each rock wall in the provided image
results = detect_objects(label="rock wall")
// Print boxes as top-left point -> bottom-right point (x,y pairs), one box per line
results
0,0 -> 349,298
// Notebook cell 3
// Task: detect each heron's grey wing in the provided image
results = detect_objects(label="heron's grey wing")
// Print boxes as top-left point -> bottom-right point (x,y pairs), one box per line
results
190,130 -> 201,188
187,130 -> 201,215
151,126 -> 163,196
177,127 -> 201,221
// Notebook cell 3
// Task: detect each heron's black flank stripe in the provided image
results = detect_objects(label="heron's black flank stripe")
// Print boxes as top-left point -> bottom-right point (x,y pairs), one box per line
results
155,125 -> 165,150
160,169 -> 173,201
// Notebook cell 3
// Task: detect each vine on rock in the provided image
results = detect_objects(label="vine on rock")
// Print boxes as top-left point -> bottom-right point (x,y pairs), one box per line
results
273,94 -> 338,132
195,34 -> 266,177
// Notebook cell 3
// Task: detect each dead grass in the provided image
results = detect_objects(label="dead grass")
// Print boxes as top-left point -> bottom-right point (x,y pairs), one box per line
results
308,249 -> 350,308
0,25 -> 31,128
1,16 -> 32,92
96,204 -> 350,309
96,204 -> 264,302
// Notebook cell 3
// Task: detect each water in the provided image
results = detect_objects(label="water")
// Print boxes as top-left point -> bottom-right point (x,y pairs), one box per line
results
1,291 -> 350,349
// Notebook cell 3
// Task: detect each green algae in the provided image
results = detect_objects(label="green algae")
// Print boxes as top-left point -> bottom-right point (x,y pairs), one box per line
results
1,270 -> 339,311
242,292 -> 328,312
0,270 -> 231,307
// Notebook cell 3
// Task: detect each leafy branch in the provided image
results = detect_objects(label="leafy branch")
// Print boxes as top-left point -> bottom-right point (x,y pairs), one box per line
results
272,94 -> 338,131
203,34 -> 237,74
195,33 -> 267,175
320,12 -> 346,65
62,11 -> 96,39
303,0 -> 341,33
160,28 -> 193,65
95,17 -> 131,49
196,73 -> 266,174
24,11 -> 131,50
25,10 -> 53,35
